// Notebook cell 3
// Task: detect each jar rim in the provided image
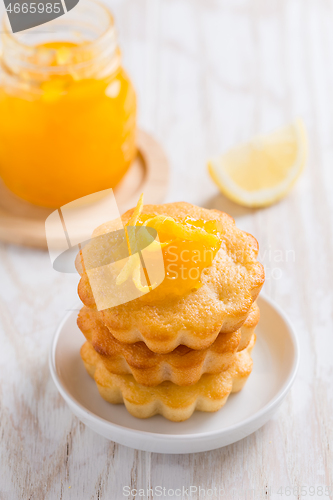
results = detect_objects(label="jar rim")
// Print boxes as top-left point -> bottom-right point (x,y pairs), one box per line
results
1,0 -> 116,62
1,0 -> 119,78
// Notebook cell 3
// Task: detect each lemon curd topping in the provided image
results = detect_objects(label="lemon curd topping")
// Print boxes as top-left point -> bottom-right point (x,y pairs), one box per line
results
112,195 -> 222,302
134,214 -> 221,302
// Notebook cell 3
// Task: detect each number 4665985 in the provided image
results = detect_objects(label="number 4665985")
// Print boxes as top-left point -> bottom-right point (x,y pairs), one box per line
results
6,3 -> 61,14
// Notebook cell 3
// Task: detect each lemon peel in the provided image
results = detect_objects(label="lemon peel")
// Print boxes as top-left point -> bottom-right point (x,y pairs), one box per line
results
116,253 -> 140,286
132,265 -> 153,293
126,193 -> 144,228
144,215 -> 219,247
117,194 -> 155,293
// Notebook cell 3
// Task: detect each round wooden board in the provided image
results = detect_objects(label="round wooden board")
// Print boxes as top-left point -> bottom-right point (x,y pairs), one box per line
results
0,129 -> 169,249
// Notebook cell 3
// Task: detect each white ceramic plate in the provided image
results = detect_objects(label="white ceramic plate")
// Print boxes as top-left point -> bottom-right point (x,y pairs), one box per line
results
49,295 -> 299,454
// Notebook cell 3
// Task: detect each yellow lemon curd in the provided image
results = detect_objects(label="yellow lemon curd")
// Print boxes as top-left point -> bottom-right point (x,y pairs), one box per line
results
119,196 -> 221,302
0,41 -> 136,207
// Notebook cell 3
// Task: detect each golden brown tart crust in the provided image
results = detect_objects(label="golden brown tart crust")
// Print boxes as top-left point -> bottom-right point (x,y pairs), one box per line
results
78,303 -> 259,386
80,335 -> 256,422
77,202 -> 264,353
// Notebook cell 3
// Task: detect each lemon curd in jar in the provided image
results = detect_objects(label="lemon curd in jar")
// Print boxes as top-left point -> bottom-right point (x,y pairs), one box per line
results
0,0 -> 136,207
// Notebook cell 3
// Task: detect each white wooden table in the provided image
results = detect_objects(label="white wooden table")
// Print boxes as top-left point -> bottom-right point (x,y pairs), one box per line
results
1,0 -> 333,498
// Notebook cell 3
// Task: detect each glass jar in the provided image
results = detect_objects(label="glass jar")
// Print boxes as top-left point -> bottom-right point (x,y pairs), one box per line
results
0,0 -> 136,208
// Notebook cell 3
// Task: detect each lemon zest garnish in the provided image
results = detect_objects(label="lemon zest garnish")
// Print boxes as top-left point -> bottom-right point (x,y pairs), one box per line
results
125,193 -> 144,256
117,194 -> 153,292
116,252 -> 157,293
132,264 -> 154,293
145,216 -> 219,247
126,193 -> 144,228
136,227 -> 170,252
116,253 -> 140,286
143,215 -> 173,228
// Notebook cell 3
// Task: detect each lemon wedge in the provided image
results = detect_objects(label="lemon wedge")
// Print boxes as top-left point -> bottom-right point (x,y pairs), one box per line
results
208,119 -> 307,207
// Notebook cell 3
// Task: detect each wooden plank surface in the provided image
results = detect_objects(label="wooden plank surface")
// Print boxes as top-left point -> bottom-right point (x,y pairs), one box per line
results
1,0 -> 333,498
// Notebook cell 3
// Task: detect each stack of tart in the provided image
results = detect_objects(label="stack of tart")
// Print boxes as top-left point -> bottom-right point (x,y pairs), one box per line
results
76,201 -> 265,422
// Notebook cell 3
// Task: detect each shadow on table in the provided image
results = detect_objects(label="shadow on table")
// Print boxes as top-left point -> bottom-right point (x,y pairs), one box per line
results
203,193 -> 256,219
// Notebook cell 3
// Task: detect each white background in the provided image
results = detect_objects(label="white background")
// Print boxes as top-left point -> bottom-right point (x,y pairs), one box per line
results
0,0 -> 333,498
